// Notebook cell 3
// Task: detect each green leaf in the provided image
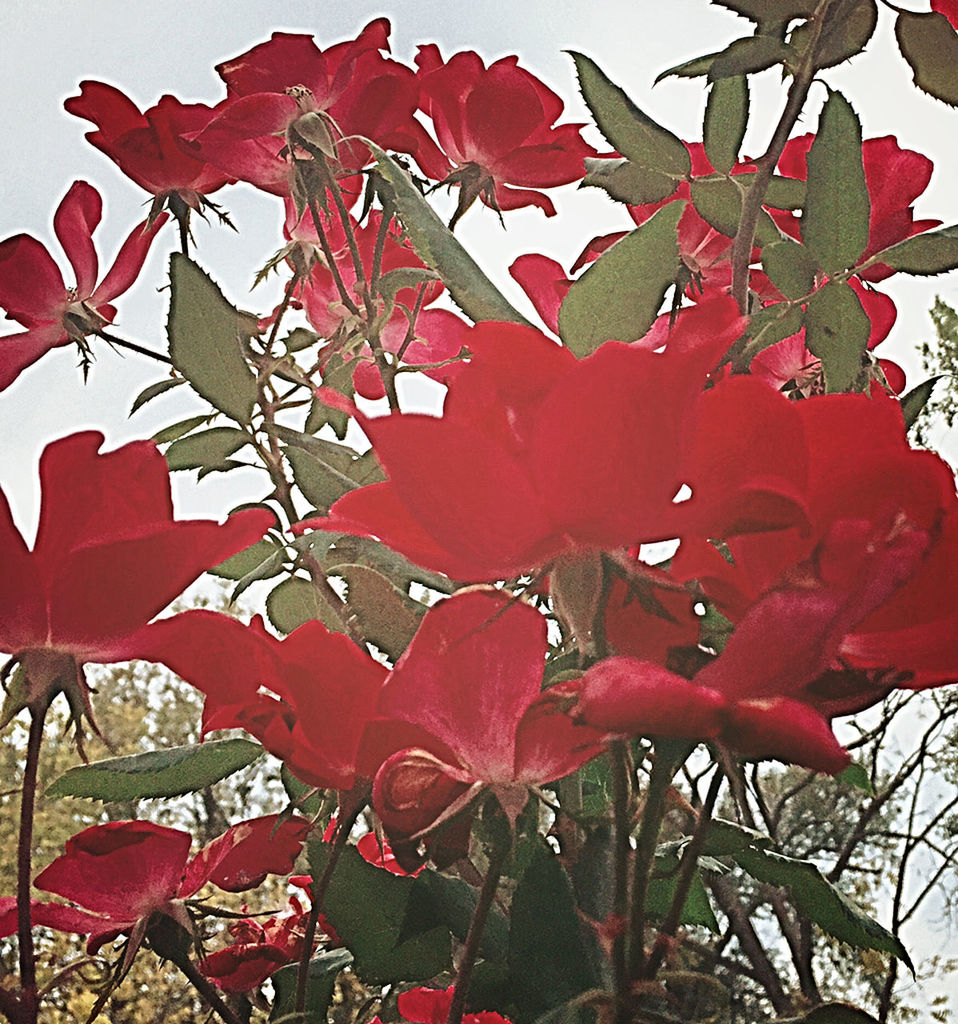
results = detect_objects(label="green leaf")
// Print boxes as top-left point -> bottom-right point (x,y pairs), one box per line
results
805,281 -> 870,392
269,948 -> 353,1024
376,266 -> 441,301
164,426 -> 251,473
283,326 -> 320,353
837,762 -> 876,797
167,253 -> 260,424
742,302 -> 805,362
371,147 -> 531,326
581,158 -> 677,207
734,847 -> 913,969
802,91 -> 869,273
571,52 -> 689,178
710,0 -> 815,28
704,76 -> 749,173
509,841 -> 600,1017
266,576 -> 339,635
901,375 -> 945,431
151,414 -> 210,445
130,376 -> 184,415
870,224 -> 958,276
46,739 -> 264,802
708,35 -> 794,81
655,51 -> 725,83
646,850 -> 719,931
690,178 -> 782,246
764,174 -> 807,210
558,203 -> 683,357
702,818 -> 773,857
763,239 -> 819,299
307,841 -> 450,983
331,563 -> 424,662
315,534 -> 457,596
895,11 -> 958,106
789,0 -> 878,70
405,869 -> 508,960
208,538 -> 284,582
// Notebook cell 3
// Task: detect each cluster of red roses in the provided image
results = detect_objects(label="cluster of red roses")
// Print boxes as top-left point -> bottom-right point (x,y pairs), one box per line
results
1,12 -> 957,1013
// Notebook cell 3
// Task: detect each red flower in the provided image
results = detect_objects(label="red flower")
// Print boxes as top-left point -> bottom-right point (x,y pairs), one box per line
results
191,21 -> 442,195
932,0 -> 958,30
392,986 -> 512,1024
295,297 -> 803,583
132,609 -> 387,792
64,83 -> 233,213
2,817 -> 309,960
0,432 -> 272,723
414,45 -> 595,222
0,181 -> 167,390
368,589 -> 605,854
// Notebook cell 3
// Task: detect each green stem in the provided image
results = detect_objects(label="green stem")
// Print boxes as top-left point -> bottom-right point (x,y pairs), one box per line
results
445,822 -> 511,1024
176,955 -> 247,1024
609,741 -> 633,1024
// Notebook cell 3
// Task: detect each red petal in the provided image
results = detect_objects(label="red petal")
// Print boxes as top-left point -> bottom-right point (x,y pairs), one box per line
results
53,182 -> 102,298
92,211 -> 168,306
0,324 -> 69,393
0,234 -> 66,324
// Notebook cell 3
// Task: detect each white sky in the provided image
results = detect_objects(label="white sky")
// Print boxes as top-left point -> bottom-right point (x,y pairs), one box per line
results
1,1 -> 957,1012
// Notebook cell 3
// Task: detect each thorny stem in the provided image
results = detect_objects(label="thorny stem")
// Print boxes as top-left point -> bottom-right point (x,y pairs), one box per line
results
175,954 -> 247,1024
95,329 -> 173,365
445,821 -> 510,1024
729,0 -> 833,326
266,272 -> 303,353
16,708 -> 47,1024
295,800 -> 365,1017
305,190 -> 361,318
642,764 -> 723,980
609,740 -> 633,1024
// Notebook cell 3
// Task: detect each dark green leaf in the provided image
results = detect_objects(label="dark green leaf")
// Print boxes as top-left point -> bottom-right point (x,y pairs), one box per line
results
167,253 -> 259,424
331,563 -> 424,661
371,147 -> 531,326
530,1003 -> 597,1024
316,534 -> 457,596
570,52 -> 690,176
764,174 -> 807,210
708,35 -> 794,81
646,850 -> 719,931
46,739 -> 263,802
283,326 -> 320,353
895,11 -> 958,106
558,203 -> 683,357
152,414 -> 210,445
803,91 -> 870,273
307,841 -> 450,983
901,375 -> 945,431
405,869 -> 508,960
509,842 -> 600,1017
307,355 -> 355,439
789,0 -> 878,70
655,51 -> 724,83
270,948 -> 353,1024
376,266 -> 441,301
763,239 -> 819,299
266,576 -> 341,635
704,76 -> 749,173
581,158 -> 677,207
281,763 -> 328,819
742,303 -> 805,363
805,281 -> 870,392
837,762 -> 876,797
735,847 -> 913,969
690,177 -> 782,246
710,0 -> 815,28
702,818 -> 773,857
130,376 -> 184,415
208,538 -> 284,582
870,224 -> 958,276
286,447 -> 358,512
164,426 -> 251,473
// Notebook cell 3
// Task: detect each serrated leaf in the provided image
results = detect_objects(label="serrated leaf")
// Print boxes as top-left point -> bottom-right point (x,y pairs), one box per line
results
690,177 -> 782,246
130,376 -> 184,415
735,847 -> 912,969
405,869 -> 508,960
764,174 -> 807,210
763,238 -> 820,299
570,52 -> 690,177
376,266 -> 441,301
371,147 -> 530,326
283,326 -> 320,353
281,763 -> 328,819
266,577 -> 339,635
655,51 -> 724,83
901,375 -> 945,431
558,203 -> 683,357
837,762 -> 876,796
331,563 -> 424,661
805,281 -> 870,392
208,538 -> 285,582
269,948 -> 353,1024
317,535 -> 457,596
509,842 -> 601,1017
789,0 -> 878,70
168,253 -> 259,424
704,76 -> 749,173
152,414 -> 210,445
581,158 -> 677,206
308,841 -> 450,984
287,447 -> 359,512
647,850 -> 719,931
710,0 -> 815,28
742,302 -> 805,362
708,35 -> 794,81
803,91 -> 870,273
46,739 -> 263,802
702,818 -> 773,857
870,224 -> 958,276
895,11 -> 958,106
164,426 -> 251,473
